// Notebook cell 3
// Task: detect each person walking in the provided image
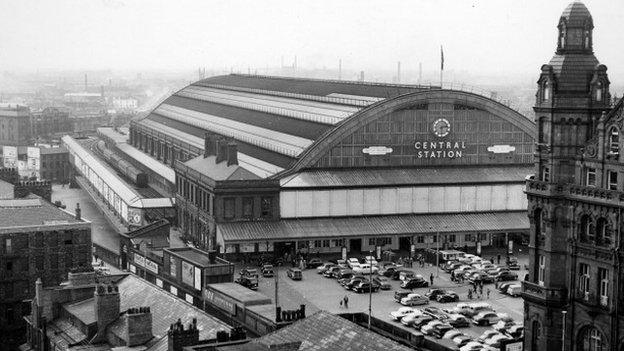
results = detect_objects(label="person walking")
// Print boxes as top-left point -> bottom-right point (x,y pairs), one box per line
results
429,273 -> 434,287
343,295 -> 349,309
479,284 -> 484,296
450,270 -> 455,282
486,288 -> 491,299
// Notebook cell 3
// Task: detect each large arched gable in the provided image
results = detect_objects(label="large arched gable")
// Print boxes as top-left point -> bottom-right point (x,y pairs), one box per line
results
289,89 -> 535,173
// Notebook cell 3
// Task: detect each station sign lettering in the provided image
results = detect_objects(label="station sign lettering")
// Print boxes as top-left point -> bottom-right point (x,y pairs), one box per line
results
414,141 -> 466,158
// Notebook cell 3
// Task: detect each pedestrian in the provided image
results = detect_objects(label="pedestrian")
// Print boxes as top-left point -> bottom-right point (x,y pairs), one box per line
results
479,284 -> 484,295
340,299 -> 343,308
495,280 -> 499,289
497,254 -> 501,264
468,289 -> 473,300
429,273 -> 434,286
487,288 -> 491,299
450,271 -> 455,282
343,295 -> 349,309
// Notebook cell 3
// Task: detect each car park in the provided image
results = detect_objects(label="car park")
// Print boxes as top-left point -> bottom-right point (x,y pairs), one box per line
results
495,271 -> 518,281
431,323 -> 454,338
493,320 -> 516,332
506,284 -> 522,297
353,281 -> 380,293
401,276 -> 429,289
345,276 -> 368,290
335,269 -> 356,281
477,330 -> 501,343
261,264 -> 274,277
400,311 -> 425,326
373,276 -> 392,290
323,266 -> 342,278
484,334 -> 512,348
306,258 -> 324,268
316,263 -> 335,274
446,314 -> 471,328
286,268 -> 303,280
472,311 -> 501,326
380,266 -> 399,277
454,302 -> 493,318
336,259 -> 349,269
389,307 -> 417,321
401,293 -> 429,306
347,258 -> 361,269
437,291 -> 460,303
364,255 -> 379,266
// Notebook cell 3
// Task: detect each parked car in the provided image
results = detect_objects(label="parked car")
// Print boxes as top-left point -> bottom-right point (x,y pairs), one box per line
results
423,306 -> 448,320
401,293 -> 429,306
478,330 -> 502,343
484,334 -> 512,348
306,258 -> 324,268
316,263 -> 335,274
505,325 -> 524,338
448,302 -> 493,318
389,307 -> 416,321
442,329 -> 464,340
506,256 -> 521,270
443,261 -> 463,272
380,266 -> 399,277
496,271 -> 518,281
373,276 -> 392,290
261,264 -> 274,277
286,268 -> 302,280
468,271 -> 495,284
378,261 -> 400,269
394,269 -> 417,281
353,263 -> 379,275
506,284 -> 522,297
437,291 -> 460,303
424,288 -> 448,300
452,334 -> 474,347
498,282 -> 514,293
460,341 -> 490,351
472,311 -> 501,326
394,290 -> 411,303
420,320 -> 444,335
336,259 -> 349,269
446,314 -> 471,328
411,315 -> 434,328
353,281 -> 380,293
401,311 -> 425,326
493,320 -> 516,332
345,277 -> 368,290
347,258 -> 361,269
323,266 -> 342,278
239,268 -> 259,277
236,274 -> 258,290
336,269 -> 356,281
401,276 -> 429,289
364,255 -> 379,266
431,323 -> 454,338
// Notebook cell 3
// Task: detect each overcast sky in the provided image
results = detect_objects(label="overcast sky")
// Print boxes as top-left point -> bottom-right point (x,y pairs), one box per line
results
2,0 -> 624,80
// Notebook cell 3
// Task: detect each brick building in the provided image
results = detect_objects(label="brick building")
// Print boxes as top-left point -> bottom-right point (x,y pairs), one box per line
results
30,107 -> 73,138
40,146 -> 70,182
0,103 -> 31,145
0,186 -> 91,349
522,2 -> 624,350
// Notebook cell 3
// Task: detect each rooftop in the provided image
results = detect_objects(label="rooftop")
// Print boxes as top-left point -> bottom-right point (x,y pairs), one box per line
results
219,310 -> 413,351
166,247 -> 215,267
206,283 -> 273,306
182,155 -> 260,182
0,195 -> 86,232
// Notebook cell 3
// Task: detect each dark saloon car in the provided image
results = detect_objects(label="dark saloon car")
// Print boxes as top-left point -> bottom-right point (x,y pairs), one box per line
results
307,258 -> 324,268
401,277 -> 429,289
394,290 -> 411,303
431,323 -> 454,339
345,277 -> 369,290
496,271 -> 518,281
353,281 -> 380,293
437,292 -> 460,303
424,289 -> 448,300
373,276 -> 392,290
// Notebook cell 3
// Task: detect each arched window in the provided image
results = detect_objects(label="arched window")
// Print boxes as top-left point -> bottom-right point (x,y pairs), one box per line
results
579,327 -> 607,351
580,215 -> 591,242
609,128 -> 619,155
596,218 -> 611,246
596,82 -> 603,102
532,320 -> 541,350
534,208 -> 546,245
585,30 -> 590,49
543,81 -> 551,101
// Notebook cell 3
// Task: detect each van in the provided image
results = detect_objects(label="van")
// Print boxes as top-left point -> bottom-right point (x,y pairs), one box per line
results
287,268 -> 303,281
506,284 -> 522,297
439,250 -> 465,262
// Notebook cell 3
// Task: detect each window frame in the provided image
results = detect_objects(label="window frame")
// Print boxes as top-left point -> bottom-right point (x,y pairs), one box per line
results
586,167 -> 597,187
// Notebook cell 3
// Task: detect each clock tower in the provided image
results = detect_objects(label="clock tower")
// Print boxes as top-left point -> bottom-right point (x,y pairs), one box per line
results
523,2 -> 612,351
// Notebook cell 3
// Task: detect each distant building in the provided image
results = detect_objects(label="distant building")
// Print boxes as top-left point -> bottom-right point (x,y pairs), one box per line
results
0,103 -> 31,146
0,185 -> 91,348
40,146 -> 70,182
112,97 -> 139,111
30,107 -> 73,138
23,271 -> 232,351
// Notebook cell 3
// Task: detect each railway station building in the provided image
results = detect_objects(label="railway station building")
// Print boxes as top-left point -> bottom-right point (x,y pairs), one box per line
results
129,75 -> 534,258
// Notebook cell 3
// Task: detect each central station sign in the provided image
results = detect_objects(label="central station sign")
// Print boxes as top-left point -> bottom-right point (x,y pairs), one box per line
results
414,141 -> 467,158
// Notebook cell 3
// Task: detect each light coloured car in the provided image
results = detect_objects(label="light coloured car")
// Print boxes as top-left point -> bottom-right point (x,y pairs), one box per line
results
316,263 -> 335,274
452,335 -> 473,347
493,320 -> 516,332
459,341 -> 487,351
443,329 -> 464,339
447,314 -> 471,328
472,311 -> 501,326
401,293 -> 430,306
420,320 -> 444,335
506,284 -> 522,297
478,330 -> 502,343
347,258 -> 361,269
400,310 -> 424,326
484,334 -> 512,348
505,325 -> 524,338
389,307 -> 416,321
354,263 -> 379,275
364,255 -> 379,266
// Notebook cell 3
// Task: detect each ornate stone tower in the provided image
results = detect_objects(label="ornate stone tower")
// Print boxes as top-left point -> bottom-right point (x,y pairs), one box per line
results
524,2 -> 613,351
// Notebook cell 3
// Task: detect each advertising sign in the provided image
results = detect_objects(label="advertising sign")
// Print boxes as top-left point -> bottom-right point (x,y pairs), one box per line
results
376,245 -> 381,260
503,341 -> 523,351
182,261 -> 195,286
26,147 -> 40,179
170,256 -> 177,277
508,240 -> 514,255
194,266 -> 202,290
203,288 -> 236,314
134,254 -> 145,268
3,146 -> 17,168
477,241 -> 482,256
341,246 -> 347,260
145,259 -> 158,274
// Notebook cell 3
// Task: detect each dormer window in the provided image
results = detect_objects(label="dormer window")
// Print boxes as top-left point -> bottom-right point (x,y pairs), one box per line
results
584,30 -> 590,49
596,82 -> 603,101
609,128 -> 619,155
543,81 -> 550,101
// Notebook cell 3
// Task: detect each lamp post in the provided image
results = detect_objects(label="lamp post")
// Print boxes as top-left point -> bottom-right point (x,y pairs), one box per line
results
368,249 -> 372,330
436,227 -> 440,277
561,310 -> 567,351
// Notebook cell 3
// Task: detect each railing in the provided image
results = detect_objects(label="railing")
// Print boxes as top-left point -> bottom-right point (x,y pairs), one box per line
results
522,281 -> 568,305
439,82 -> 522,111
526,179 -> 624,205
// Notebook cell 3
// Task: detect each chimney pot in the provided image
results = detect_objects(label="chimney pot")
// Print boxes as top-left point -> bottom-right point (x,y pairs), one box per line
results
75,203 -> 81,220
227,142 -> 238,166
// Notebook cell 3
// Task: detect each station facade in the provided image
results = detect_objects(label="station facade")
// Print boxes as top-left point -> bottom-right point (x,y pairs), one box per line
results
129,75 -> 534,257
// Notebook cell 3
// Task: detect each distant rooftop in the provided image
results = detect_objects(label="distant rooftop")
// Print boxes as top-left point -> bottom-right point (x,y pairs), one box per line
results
0,195 -> 87,232
183,155 -> 260,182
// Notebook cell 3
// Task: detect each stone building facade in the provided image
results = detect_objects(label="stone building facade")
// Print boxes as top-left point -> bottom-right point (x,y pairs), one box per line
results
523,2 -> 624,350
0,104 -> 31,146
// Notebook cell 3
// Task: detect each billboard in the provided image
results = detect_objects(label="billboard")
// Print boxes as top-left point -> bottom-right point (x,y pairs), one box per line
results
26,147 -> 40,179
3,146 -> 16,168
194,267 -> 202,290
181,261 -> 194,286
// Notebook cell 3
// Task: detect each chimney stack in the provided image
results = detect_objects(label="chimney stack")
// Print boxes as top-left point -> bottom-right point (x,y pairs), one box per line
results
204,133 -> 215,158
168,318 -> 199,351
75,203 -> 81,220
215,137 -> 228,163
227,142 -> 238,166
93,282 -> 120,343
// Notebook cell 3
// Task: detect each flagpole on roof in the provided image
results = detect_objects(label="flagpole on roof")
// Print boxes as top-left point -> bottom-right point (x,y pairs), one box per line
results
440,45 -> 444,89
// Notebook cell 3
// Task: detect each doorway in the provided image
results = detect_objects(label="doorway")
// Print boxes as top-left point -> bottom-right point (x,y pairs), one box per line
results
349,238 -> 362,253
399,236 -> 411,251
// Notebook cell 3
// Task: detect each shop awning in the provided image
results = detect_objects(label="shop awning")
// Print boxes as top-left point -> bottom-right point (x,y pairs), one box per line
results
217,211 -> 529,243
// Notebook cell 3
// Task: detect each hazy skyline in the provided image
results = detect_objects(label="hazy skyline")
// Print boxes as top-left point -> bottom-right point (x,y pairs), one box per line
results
2,0 -> 624,82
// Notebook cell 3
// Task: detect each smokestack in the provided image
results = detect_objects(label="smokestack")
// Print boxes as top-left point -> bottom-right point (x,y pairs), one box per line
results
360,71 -> 365,81
227,142 -> 238,166
75,203 -> 81,220
397,61 -> 401,83
419,62 -> 422,84
338,59 -> 342,80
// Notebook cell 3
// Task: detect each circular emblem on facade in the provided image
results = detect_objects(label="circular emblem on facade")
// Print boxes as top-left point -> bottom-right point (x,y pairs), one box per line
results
432,118 -> 451,137
133,213 -> 141,224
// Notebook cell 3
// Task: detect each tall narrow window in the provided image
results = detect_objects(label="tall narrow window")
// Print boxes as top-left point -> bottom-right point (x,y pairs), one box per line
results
596,218 -> 609,246
223,198 -> 235,220
541,166 -> 550,182
543,81 -> 550,101
5,238 -> 11,254
608,171 -> 618,190
261,197 -> 273,218
579,263 -> 590,298
596,83 -> 603,102
599,268 -> 609,307
538,255 -> 545,286
242,197 -> 254,219
609,128 -> 619,155
586,167 -> 597,187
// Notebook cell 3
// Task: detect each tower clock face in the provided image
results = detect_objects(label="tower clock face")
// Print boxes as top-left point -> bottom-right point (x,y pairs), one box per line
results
432,118 -> 451,137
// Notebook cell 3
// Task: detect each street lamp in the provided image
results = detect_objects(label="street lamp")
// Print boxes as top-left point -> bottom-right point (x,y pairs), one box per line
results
368,249 -> 372,330
430,225 -> 447,277
561,310 -> 567,351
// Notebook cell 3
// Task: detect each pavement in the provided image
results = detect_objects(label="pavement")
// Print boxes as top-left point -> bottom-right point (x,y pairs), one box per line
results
239,248 -> 529,342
